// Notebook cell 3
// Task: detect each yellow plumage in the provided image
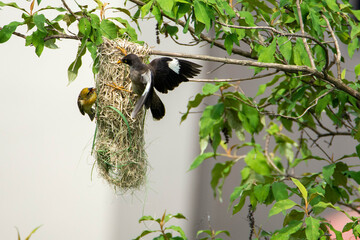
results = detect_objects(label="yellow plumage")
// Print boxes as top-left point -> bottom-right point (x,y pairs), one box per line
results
77,87 -> 97,121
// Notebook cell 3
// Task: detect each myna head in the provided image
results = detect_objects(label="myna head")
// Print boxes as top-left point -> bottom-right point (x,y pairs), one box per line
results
119,54 -> 142,66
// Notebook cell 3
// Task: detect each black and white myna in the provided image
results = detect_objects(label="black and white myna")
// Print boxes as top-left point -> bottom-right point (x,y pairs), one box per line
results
119,52 -> 201,120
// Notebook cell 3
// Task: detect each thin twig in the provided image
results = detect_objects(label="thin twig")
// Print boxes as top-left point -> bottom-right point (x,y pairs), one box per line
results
61,0 -> 79,20
296,0 -> 315,69
275,88 -> 334,120
189,71 -> 279,83
0,27 -> 26,39
128,0 -> 254,59
264,134 -> 283,174
207,63 -> 226,74
322,14 -> 342,80
338,201 -> 360,215
303,130 -> 332,161
215,21 -> 329,72
150,49 -> 360,101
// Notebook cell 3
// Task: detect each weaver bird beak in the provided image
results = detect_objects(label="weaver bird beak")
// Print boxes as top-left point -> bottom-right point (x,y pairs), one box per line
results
117,59 -> 122,64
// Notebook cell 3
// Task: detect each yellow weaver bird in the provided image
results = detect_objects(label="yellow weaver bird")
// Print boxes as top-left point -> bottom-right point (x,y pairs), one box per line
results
77,87 -> 97,121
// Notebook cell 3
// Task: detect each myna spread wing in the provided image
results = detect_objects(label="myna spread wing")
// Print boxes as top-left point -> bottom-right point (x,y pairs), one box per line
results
131,69 -> 153,119
150,57 -> 201,94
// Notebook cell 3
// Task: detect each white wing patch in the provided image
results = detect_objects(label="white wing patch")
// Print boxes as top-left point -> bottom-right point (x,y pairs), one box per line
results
168,58 -> 180,74
131,70 -> 153,119
140,70 -> 152,97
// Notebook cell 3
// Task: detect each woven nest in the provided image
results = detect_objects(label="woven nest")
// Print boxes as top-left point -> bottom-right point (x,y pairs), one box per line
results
94,38 -> 151,192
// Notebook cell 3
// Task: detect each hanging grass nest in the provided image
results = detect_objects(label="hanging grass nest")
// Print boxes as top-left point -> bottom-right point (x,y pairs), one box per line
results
94,38 -> 151,192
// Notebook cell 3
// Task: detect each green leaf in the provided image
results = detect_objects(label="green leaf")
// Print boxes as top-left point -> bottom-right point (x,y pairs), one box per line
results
258,39 -> 276,63
216,0 -> 235,18
166,225 -> 187,240
78,17 -> 91,38
355,63 -> 360,77
344,170 -> 360,185
283,209 -> 305,227
291,178 -> 308,202
181,82 -> 227,123
353,10 -> 360,21
100,19 -> 118,39
193,0 -> 212,31
272,220 -> 303,240
309,10 -> 322,38
33,14 -> 47,33
0,1 -> 28,12
325,0 -> 339,11
24,225 -> 42,240
90,14 -> 101,28
202,83 -> 221,95
305,217 -> 320,240
199,103 -> 224,152
343,222 -> 353,233
134,230 -> 157,240
327,223 -> 344,240
156,0 -> 174,14
189,152 -> 215,171
138,215 -> 155,222
323,164 -> 336,186
254,184 -> 270,203
269,199 -> 297,217
215,230 -> 230,237
170,213 -> 187,220
244,148 -> 271,176
255,84 -> 266,97
272,182 -> 288,201
165,25 -> 178,36
30,30 -> 46,56
278,36 -> 292,62
315,92 -> 331,115
141,0 -> 154,18
0,21 -> 22,43
239,11 -> 255,26
312,202 -> 350,219
68,40 -> 86,83
211,161 -> 234,200
224,34 -> 233,55
152,5 -> 162,23
348,38 -> 359,59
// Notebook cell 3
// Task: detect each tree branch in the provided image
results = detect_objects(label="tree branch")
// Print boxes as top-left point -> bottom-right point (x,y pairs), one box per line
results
215,21 -> 329,72
296,0 -> 315,69
338,201 -> 360,215
264,134 -> 284,174
0,27 -> 26,39
189,71 -> 279,83
323,14 -> 342,80
150,49 -> 360,101
61,0 -> 79,20
0,26 -> 80,42
127,0 -> 254,59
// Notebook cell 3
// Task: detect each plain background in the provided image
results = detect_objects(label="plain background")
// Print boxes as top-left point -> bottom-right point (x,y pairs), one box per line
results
1,0 -> 360,239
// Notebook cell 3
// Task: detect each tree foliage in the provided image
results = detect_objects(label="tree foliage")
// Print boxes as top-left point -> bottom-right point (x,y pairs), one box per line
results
2,0 -> 360,239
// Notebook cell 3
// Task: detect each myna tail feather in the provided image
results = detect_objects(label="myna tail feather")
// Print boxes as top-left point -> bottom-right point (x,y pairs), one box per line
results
150,92 -> 165,120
